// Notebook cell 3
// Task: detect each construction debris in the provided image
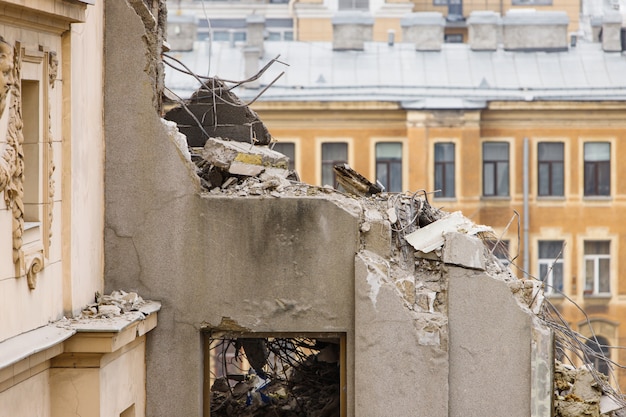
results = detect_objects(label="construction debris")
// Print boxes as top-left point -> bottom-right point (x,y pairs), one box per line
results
554,361 -> 626,417
209,336 -> 340,417
164,78 -> 272,147
332,163 -> 383,196
80,290 -> 155,319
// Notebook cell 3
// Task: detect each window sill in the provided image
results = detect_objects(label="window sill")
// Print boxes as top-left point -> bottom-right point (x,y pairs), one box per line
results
537,196 -> 565,201
583,294 -> 612,306
433,197 -> 456,202
583,196 -> 612,202
480,196 -> 510,201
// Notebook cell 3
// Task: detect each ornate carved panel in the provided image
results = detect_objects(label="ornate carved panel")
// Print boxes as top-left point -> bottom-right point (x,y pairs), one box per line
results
0,38 -> 56,290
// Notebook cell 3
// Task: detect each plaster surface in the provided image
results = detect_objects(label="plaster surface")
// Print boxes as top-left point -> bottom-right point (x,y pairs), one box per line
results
448,265 -> 532,417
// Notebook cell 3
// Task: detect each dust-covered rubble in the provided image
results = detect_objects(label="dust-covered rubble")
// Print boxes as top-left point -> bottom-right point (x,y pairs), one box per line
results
554,361 -> 626,417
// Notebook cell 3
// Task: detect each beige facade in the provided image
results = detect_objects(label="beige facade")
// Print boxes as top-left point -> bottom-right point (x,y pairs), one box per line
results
0,0 -> 159,415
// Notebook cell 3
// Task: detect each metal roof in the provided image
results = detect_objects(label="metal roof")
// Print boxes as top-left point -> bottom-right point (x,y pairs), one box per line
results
164,40 -> 626,109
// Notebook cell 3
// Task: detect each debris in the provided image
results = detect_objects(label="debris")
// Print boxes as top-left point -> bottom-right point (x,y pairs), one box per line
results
333,163 -> 383,196
405,211 -> 491,253
209,337 -> 340,417
80,289 -> 151,319
164,78 -> 272,147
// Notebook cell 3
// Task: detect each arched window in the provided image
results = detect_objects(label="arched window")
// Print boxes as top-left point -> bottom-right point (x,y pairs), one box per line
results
585,335 -> 610,376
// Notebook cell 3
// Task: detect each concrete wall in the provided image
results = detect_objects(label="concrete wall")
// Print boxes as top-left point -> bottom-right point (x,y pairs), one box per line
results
105,2 -> 553,416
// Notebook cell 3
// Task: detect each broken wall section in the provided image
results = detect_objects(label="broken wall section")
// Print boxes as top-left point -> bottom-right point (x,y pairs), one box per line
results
355,200 -> 554,417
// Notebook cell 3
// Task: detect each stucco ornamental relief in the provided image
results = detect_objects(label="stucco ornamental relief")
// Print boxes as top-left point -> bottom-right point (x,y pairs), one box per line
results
0,38 -> 55,289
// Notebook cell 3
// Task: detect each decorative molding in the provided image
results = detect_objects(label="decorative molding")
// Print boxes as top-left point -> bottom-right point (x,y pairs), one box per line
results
0,40 -> 55,288
25,252 -> 44,289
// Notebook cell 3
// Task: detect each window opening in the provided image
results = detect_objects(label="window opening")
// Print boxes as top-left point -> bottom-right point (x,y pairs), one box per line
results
434,142 -> 455,198
584,241 -> 610,296
322,142 -> 348,189
21,79 -> 41,223
584,142 -> 610,196
482,142 -> 509,197
375,142 -> 402,192
537,142 -> 564,196
538,240 -> 564,294
272,142 -> 295,171
585,335 -> 611,376
205,332 -> 344,417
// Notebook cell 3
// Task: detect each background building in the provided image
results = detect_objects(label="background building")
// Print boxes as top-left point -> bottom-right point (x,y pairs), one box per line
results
167,0 -> 626,46
166,8 -> 626,389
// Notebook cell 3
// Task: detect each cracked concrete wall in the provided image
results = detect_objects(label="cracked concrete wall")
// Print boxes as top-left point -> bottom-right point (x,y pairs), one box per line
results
105,8 -> 360,416
105,1 -> 553,416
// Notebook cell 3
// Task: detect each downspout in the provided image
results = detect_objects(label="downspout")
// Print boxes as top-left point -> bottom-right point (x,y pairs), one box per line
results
523,137 -> 529,274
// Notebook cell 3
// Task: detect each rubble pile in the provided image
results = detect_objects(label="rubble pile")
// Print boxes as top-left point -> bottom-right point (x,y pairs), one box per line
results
554,361 -> 625,417
80,290 -> 151,319
210,338 -> 340,417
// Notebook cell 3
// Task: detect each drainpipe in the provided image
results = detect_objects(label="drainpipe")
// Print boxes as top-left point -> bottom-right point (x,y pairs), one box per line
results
523,137 -> 529,274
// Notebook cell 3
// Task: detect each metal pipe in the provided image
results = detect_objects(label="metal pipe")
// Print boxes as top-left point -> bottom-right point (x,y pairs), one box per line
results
523,137 -> 530,274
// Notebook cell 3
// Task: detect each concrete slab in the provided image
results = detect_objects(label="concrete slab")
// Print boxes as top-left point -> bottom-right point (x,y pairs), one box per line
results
442,232 -> 485,270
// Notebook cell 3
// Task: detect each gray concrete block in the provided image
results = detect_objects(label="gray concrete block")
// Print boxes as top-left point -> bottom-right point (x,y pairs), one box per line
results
401,12 -> 445,51
467,11 -> 501,51
442,232 -> 485,270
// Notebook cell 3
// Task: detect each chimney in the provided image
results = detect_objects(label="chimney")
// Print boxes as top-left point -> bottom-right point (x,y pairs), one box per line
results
243,46 -> 261,89
467,11 -> 501,51
401,12 -> 445,52
502,10 -> 569,52
246,15 -> 265,56
601,11 -> 622,52
590,15 -> 603,42
332,11 -> 374,51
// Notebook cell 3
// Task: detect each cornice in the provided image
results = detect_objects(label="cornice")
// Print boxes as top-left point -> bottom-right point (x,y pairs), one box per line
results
0,0 -> 87,34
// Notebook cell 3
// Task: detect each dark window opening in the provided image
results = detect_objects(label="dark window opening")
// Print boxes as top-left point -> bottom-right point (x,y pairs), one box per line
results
434,142 -> 455,198
272,142 -> 296,171
584,142 -> 610,196
205,333 -> 344,416
375,142 -> 402,192
585,335 -> 611,376
322,142 -> 348,189
482,142 -> 509,197
538,142 -> 564,196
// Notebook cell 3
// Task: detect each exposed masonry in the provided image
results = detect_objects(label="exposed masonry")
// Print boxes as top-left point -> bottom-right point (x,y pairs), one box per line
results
105,0 -> 626,411
166,118 -> 626,415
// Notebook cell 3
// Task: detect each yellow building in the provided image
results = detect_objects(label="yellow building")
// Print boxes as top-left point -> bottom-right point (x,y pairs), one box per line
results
166,9 -> 626,389
169,0 -> 602,45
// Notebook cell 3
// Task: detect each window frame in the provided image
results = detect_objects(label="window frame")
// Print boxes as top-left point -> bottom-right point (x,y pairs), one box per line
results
584,142 -> 611,197
375,142 -> 402,193
537,240 -> 564,295
272,142 -> 296,171
482,142 -> 510,197
585,335 -> 611,376
434,142 -> 455,198
537,142 -> 564,197
583,240 -> 611,297
321,142 -> 348,189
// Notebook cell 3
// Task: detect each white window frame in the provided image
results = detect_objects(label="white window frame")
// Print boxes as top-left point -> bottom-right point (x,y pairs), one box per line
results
584,241 -> 611,297
538,240 -> 564,295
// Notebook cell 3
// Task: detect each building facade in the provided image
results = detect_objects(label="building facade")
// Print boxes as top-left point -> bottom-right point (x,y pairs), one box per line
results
0,0 -> 159,416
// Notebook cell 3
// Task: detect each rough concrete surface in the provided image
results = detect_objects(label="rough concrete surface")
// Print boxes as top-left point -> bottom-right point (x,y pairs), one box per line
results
105,0 -> 557,415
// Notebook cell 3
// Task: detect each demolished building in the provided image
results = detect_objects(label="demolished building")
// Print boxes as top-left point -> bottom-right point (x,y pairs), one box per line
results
104,4 -> 626,417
